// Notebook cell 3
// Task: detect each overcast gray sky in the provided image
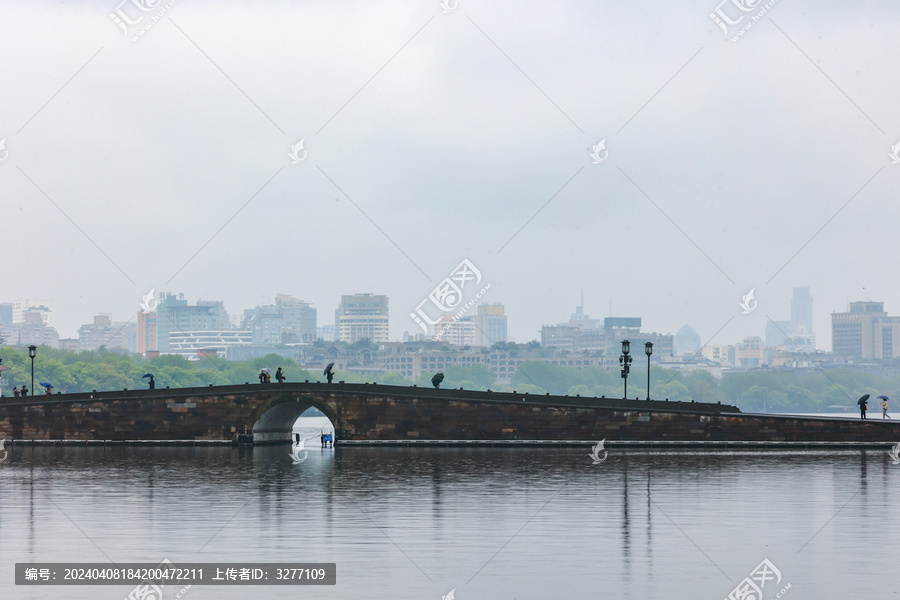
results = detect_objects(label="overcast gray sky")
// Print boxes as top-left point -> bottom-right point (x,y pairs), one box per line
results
2,0 -> 898,349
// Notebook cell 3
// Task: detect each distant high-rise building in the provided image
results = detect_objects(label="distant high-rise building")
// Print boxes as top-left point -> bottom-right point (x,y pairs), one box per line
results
13,300 -> 53,326
139,293 -> 230,354
541,325 -> 580,352
78,314 -> 137,353
790,287 -> 814,335
541,312 -> 671,357
137,310 -> 158,355
437,315 -> 477,346
765,320 -> 791,347
10,309 -> 59,348
335,293 -> 389,343
832,301 -> 900,359
473,303 -> 507,347
674,324 -> 701,356
0,303 -> 13,326
735,336 -> 763,368
242,294 -> 316,345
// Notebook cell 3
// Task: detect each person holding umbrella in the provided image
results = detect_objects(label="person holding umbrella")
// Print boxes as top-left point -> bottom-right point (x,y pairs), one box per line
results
41,382 -> 53,395
432,372 -> 444,389
879,395 -> 891,419
324,363 -> 335,384
857,394 -> 869,420
142,373 -> 155,389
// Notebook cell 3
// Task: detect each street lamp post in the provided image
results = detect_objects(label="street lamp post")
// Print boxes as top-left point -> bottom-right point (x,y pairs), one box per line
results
28,345 -> 37,397
619,339 -> 632,400
645,342 -> 653,401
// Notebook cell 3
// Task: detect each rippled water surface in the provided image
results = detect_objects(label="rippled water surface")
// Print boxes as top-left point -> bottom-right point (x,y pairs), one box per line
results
1,427 -> 898,599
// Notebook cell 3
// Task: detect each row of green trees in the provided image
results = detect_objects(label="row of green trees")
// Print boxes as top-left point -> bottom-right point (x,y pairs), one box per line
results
0,345 -> 891,413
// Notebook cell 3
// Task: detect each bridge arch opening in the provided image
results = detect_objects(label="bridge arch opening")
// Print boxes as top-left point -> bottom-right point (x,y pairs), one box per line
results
250,395 -> 336,445
292,407 -> 336,447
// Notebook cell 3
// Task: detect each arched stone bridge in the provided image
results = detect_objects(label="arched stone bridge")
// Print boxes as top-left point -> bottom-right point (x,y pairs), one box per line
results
0,382 -> 897,444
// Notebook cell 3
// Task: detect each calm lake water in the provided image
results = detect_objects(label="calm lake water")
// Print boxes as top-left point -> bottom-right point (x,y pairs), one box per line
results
1,418 -> 898,599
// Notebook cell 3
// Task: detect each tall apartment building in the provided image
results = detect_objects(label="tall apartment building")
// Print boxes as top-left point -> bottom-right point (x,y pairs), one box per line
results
436,315 -> 477,346
11,309 -> 59,348
78,314 -> 137,353
242,294 -> 317,345
335,293 -> 389,343
473,303 -> 507,347
832,301 -> 900,359
13,300 -> 53,326
137,292 -> 230,354
791,286 -> 814,336
0,303 -> 13,326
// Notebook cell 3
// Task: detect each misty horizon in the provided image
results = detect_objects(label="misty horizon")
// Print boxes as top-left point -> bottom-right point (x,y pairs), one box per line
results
2,1 -> 898,352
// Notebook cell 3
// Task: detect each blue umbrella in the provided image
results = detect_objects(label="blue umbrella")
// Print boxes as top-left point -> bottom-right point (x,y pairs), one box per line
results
40,382 -> 53,388
142,373 -> 154,378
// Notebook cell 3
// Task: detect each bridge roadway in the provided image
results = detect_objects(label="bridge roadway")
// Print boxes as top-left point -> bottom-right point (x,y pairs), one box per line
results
0,382 -> 898,445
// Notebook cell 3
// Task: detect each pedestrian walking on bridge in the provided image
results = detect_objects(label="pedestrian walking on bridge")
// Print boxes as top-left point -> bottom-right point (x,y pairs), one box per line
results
858,394 -> 869,420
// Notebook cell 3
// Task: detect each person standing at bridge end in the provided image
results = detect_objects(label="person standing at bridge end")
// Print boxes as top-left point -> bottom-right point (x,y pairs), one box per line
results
148,375 -> 155,390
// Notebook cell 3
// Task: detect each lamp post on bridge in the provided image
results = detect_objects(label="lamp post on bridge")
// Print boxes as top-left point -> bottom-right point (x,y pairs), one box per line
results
28,345 -> 37,397
645,342 -> 653,401
619,339 -> 632,400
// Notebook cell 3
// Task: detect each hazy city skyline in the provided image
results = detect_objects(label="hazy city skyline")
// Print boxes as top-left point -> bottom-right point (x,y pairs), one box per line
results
2,1 -> 898,351
6,284 -> 889,354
